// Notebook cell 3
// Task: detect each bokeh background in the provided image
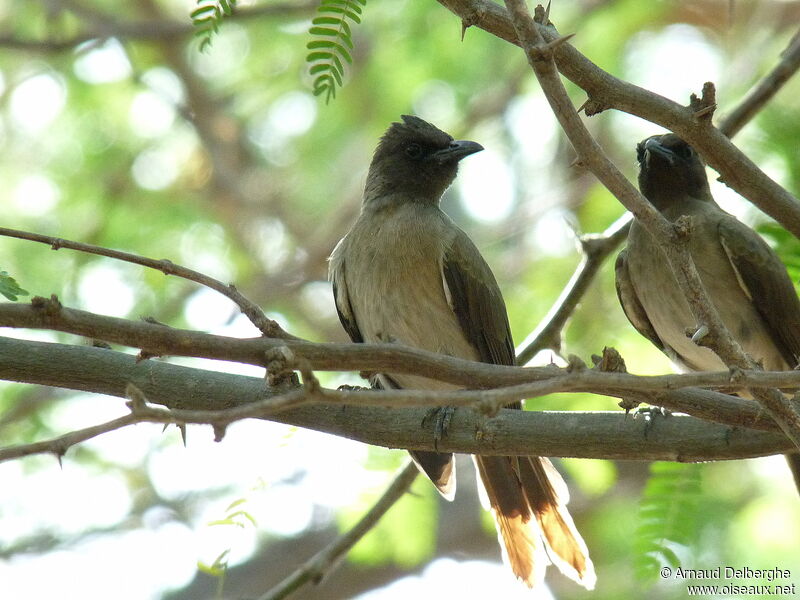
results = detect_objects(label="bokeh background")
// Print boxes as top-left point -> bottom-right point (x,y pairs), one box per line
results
1,0 -> 799,598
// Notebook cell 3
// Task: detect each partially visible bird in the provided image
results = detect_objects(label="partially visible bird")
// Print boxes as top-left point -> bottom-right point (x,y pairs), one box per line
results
329,115 -> 595,588
616,133 -> 800,488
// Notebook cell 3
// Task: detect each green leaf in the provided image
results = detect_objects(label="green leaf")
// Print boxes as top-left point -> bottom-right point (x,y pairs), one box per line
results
225,498 -> 247,511
319,6 -> 361,23
312,16 -> 345,26
633,462 -> 703,583
0,271 -> 29,301
306,39 -> 338,50
331,53 -> 345,76
307,51 -> 334,63
309,63 -> 330,75
191,0 -> 236,50
309,27 -> 340,38
306,0 -> 365,101
190,6 -> 217,18
227,510 -> 258,528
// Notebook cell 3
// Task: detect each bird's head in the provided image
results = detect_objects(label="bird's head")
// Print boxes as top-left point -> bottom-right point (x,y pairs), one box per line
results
364,115 -> 483,206
636,134 -> 711,210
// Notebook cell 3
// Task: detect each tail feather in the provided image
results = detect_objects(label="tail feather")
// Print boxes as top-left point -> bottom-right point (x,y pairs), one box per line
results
519,457 -> 596,588
409,450 -> 456,500
474,455 -> 542,587
475,455 -> 596,590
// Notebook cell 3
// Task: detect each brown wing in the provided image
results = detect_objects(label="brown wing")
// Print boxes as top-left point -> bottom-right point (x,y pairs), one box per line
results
441,229 -> 515,368
718,216 -> 800,367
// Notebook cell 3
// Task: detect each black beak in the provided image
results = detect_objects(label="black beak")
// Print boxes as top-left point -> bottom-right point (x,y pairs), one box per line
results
432,140 -> 484,164
643,137 -> 677,166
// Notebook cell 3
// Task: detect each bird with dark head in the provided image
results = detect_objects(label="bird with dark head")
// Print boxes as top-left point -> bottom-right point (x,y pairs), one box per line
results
635,134 -> 711,209
364,115 -> 484,205
617,133 -> 800,491
329,116 -> 595,588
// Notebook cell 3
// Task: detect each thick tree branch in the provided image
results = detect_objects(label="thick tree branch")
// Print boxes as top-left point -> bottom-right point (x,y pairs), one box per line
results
9,301 -> 800,395
502,0 -> 800,451
1,335 -> 798,462
257,461 -> 419,600
437,0 -> 800,239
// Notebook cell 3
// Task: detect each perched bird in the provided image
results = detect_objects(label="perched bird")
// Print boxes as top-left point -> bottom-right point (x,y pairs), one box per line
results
616,133 -> 800,487
329,115 -> 595,588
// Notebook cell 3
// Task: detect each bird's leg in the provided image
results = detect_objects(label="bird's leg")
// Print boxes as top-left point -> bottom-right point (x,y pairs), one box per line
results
336,384 -> 371,392
634,405 -> 672,438
422,406 -> 456,451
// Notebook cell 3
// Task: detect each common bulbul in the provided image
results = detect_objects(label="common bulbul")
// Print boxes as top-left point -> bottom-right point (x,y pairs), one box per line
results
616,133 -> 800,488
329,116 -> 595,587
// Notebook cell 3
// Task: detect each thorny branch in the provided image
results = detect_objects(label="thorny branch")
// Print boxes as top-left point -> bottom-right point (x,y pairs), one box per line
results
257,461 -> 419,600
502,0 -> 800,451
514,23 -> 800,361
718,26 -> 800,137
0,227 -> 294,340
10,298 -> 800,396
437,0 -> 800,239
0,334 -> 795,463
516,214 -> 631,363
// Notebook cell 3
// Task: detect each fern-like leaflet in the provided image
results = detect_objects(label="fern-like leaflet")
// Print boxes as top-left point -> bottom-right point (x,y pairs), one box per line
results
191,0 -> 237,52
0,270 -> 28,301
306,0 -> 366,103
634,462 -> 703,582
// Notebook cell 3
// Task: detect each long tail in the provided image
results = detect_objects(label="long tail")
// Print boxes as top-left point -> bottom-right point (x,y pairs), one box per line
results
785,453 -> 800,497
474,455 -> 595,589
409,450 -> 455,500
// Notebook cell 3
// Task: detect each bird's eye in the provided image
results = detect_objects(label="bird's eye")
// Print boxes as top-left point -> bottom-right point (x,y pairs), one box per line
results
405,143 -> 423,159
635,143 -> 645,163
674,144 -> 693,160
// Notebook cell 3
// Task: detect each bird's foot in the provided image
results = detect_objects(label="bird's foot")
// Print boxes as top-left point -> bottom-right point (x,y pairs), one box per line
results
336,384 -> 371,392
422,406 -> 456,452
634,405 -> 672,438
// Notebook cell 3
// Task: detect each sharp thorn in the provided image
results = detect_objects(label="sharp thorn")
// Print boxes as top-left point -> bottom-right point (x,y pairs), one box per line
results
694,103 -> 716,118
544,32 -> 575,53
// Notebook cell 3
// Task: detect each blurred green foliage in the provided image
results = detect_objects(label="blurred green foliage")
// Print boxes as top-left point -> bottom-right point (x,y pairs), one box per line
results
1,0 -> 800,598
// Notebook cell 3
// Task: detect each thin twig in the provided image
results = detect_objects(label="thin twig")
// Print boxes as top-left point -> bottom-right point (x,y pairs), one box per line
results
516,214 -> 631,363
257,461 -> 419,600
718,27 -> 800,137
0,414 -> 138,463
502,0 -> 800,450
0,227 -> 294,340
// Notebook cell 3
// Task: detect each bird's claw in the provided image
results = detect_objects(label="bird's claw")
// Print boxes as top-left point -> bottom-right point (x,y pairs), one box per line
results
634,405 -> 672,438
422,406 -> 455,451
